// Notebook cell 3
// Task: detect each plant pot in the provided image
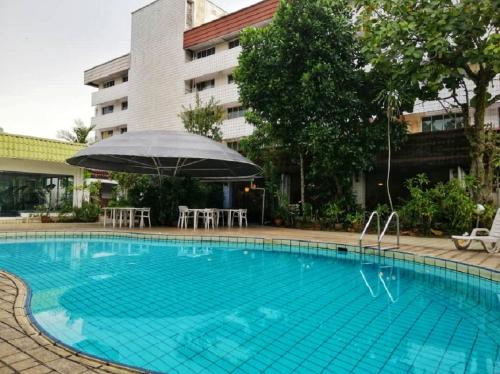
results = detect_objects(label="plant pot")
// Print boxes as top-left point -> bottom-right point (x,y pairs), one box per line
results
352,223 -> 363,232
274,218 -> 284,227
334,223 -> 343,231
41,215 -> 53,223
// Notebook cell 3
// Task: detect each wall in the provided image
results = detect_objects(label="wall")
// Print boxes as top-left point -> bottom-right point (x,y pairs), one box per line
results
128,0 -> 188,132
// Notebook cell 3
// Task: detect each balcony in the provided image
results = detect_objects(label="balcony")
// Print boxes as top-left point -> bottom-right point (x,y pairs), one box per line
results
184,46 -> 241,81
182,83 -> 239,107
84,54 -> 130,86
91,82 -> 128,106
91,110 -> 128,130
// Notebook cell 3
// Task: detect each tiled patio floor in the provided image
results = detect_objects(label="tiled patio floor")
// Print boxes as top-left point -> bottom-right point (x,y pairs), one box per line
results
0,223 -> 497,373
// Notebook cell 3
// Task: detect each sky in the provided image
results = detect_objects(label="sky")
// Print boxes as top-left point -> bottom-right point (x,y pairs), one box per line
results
0,0 -> 259,140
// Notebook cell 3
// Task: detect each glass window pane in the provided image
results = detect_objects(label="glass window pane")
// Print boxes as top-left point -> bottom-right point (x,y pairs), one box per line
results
422,118 -> 432,132
432,116 -> 445,131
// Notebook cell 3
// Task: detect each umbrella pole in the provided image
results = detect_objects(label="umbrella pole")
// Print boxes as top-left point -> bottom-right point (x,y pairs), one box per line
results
152,157 -> 162,187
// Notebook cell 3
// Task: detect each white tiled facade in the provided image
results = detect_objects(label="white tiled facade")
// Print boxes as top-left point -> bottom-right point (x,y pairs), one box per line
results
404,77 -> 500,133
84,0 -> 252,142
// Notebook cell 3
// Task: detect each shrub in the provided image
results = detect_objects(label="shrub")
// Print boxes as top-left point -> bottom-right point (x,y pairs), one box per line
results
430,179 -> 476,233
73,202 -> 101,223
399,174 -> 437,234
399,174 -> 489,235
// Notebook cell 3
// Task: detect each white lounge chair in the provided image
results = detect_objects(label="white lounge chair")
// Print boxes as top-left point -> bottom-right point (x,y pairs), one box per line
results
452,208 -> 500,253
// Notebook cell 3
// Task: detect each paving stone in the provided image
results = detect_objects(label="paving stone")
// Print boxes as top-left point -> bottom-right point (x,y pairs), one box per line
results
0,327 -> 25,340
9,337 -> 39,351
25,347 -> 60,363
11,358 -> 39,371
44,345 -> 72,358
1,352 -> 31,364
0,367 -> 15,374
46,358 -> 88,374
0,342 -> 20,358
20,365 -> 53,374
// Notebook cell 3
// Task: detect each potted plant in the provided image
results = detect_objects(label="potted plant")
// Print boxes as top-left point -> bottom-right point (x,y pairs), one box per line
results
346,211 -> 365,232
273,192 -> 291,227
324,202 -> 344,230
35,204 -> 53,223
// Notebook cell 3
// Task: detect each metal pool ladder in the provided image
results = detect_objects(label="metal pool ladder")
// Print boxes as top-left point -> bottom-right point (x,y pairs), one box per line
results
359,211 -> 400,252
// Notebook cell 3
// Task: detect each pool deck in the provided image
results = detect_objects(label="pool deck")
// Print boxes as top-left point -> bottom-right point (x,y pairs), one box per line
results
0,222 -> 498,373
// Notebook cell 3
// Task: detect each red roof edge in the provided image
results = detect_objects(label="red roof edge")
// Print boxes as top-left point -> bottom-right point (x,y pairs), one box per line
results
184,0 -> 280,49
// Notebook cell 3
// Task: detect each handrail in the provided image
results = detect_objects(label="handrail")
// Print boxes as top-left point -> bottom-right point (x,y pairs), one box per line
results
359,211 -> 380,250
379,211 -> 400,249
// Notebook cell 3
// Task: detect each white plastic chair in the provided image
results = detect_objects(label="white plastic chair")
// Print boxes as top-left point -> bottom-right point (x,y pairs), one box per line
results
178,206 -> 192,229
232,209 -> 248,228
202,209 -> 216,229
136,208 -> 151,229
452,208 -> 500,253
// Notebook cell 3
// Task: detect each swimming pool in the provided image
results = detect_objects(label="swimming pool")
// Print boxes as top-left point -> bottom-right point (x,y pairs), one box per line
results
0,235 -> 498,373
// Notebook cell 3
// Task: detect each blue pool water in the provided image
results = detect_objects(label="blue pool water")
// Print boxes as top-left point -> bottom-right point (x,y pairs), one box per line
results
0,237 -> 498,373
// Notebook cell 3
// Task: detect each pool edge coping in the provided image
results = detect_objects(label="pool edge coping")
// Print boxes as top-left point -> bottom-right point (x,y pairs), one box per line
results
0,230 -> 498,282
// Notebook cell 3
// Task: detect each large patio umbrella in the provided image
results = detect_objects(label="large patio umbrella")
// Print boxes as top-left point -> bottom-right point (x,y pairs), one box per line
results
66,130 -> 261,180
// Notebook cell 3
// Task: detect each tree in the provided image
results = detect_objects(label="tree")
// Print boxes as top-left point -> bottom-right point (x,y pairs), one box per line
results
236,0 -> 406,208
57,119 -> 95,144
357,0 -> 500,202
179,93 -> 225,141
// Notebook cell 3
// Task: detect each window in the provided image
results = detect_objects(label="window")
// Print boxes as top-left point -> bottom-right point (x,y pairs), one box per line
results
121,101 -> 128,110
227,106 -> 246,120
227,74 -> 234,84
120,127 -> 127,134
103,80 -> 115,88
227,141 -> 240,151
196,79 -> 215,92
102,105 -> 114,115
195,47 -> 215,59
101,130 -> 114,139
421,113 -> 463,132
122,75 -> 128,83
228,39 -> 240,49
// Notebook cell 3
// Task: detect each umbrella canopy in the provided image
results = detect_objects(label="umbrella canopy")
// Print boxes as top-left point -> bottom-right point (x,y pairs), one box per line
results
66,130 -> 261,180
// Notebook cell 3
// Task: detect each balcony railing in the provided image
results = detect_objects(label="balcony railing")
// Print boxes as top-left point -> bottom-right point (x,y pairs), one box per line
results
91,110 -> 128,130
91,82 -> 128,106
182,83 -> 239,107
183,46 -> 241,81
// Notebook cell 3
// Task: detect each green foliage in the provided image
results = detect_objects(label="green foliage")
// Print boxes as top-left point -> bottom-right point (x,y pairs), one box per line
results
375,203 -> 391,220
399,175 -> 438,234
179,93 -> 225,141
73,202 -> 101,223
57,119 -> 95,144
357,0 -> 500,201
430,178 -> 477,233
399,174 -> 488,234
323,202 -> 344,225
345,211 -> 365,227
237,0 -> 408,209
273,191 -> 292,225
109,174 -> 222,226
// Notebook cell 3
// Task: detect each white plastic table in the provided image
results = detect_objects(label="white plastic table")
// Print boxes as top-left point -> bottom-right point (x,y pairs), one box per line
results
103,207 -> 149,229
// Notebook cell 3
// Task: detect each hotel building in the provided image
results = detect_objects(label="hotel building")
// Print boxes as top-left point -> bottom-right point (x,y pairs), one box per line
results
84,0 -> 278,146
84,0 -> 499,207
